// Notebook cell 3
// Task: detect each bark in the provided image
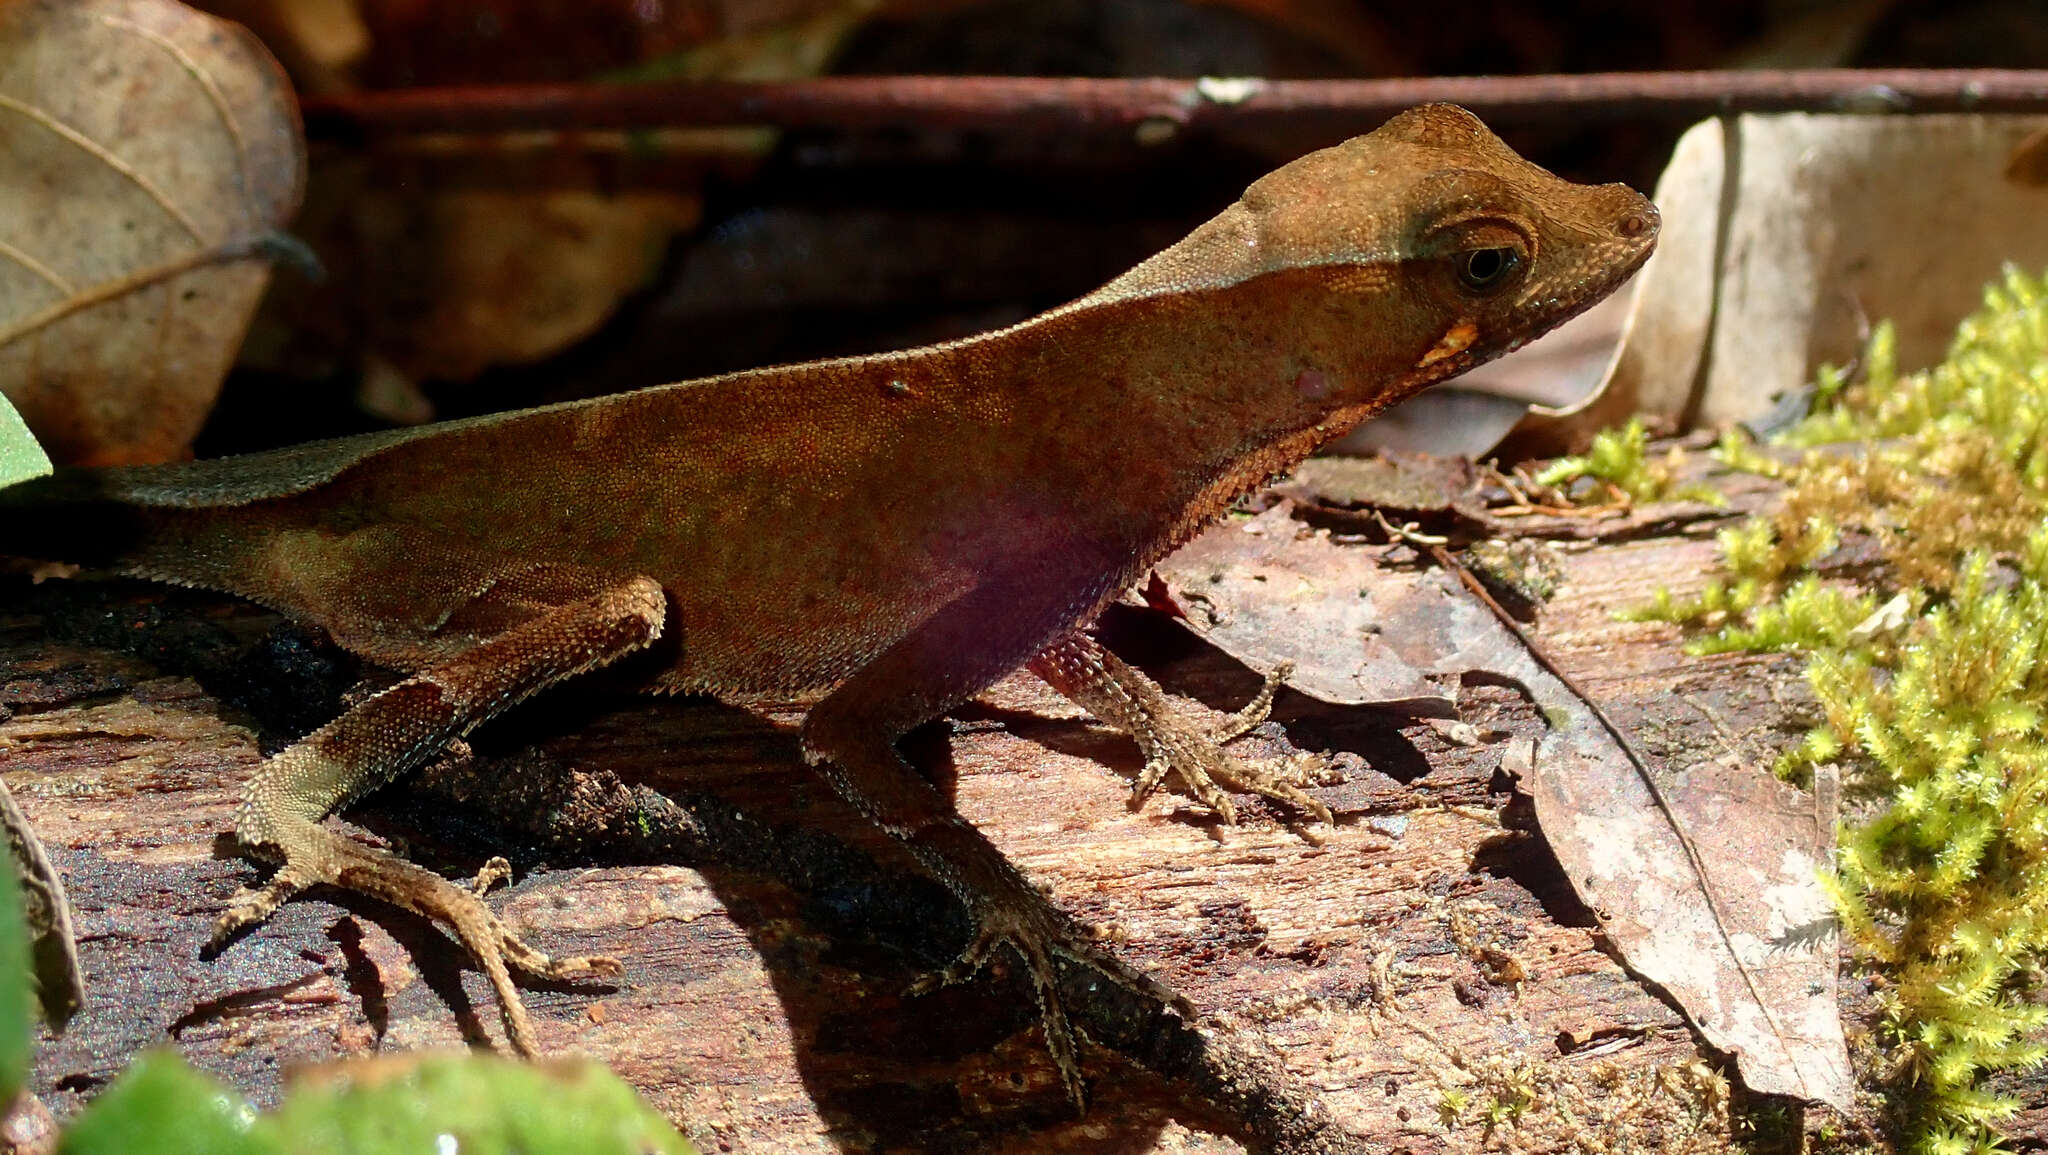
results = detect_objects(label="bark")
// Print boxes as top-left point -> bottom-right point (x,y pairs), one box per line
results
0,485 -> 1829,1154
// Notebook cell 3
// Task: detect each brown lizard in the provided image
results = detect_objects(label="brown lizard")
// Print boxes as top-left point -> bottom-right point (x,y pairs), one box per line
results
1,104 -> 1656,1106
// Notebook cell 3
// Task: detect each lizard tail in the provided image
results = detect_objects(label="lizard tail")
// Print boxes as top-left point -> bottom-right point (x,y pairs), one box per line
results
1,469 -> 193,575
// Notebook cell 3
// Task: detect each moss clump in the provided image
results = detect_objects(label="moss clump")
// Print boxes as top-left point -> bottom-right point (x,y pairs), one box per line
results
1636,266 -> 2048,1152
1534,416 -> 1725,506
1431,1051 -> 1736,1153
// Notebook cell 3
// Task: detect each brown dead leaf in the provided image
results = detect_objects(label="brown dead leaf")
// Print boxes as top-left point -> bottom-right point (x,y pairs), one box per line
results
0,0 -> 305,466
355,183 -> 703,383
245,3 -> 879,398
1154,504 -> 1455,713
2008,125 -> 2048,188
1276,452 -> 1491,523
1158,504 -> 1853,1109
191,0 -> 368,96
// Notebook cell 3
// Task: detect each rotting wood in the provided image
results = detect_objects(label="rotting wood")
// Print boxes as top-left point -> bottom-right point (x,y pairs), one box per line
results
0,468 -> 1846,1153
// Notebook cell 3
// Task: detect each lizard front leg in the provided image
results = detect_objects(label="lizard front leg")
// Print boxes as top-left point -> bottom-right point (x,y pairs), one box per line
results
216,572 -> 668,1055
801,586 -> 1191,1109
1030,631 -> 1331,824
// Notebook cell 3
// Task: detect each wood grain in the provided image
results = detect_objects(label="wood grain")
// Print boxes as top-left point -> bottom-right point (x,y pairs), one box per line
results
1,496 -> 1840,1153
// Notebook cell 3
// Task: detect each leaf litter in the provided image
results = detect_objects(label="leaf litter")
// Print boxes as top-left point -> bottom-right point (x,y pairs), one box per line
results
1155,498 -> 1854,1111
0,0 -> 305,465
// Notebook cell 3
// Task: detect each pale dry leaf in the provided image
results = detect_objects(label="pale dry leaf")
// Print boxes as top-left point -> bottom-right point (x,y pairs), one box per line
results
1340,286 -> 1641,459
1158,504 -> 1853,1110
0,0 -> 305,465
1513,113 -> 2048,450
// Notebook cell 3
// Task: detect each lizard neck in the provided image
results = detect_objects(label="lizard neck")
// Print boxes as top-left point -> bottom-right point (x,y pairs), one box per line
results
965,261 -> 1438,579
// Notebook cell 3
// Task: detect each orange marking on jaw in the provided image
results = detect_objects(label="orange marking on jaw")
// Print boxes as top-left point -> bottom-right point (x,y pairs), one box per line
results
1418,320 -> 1479,367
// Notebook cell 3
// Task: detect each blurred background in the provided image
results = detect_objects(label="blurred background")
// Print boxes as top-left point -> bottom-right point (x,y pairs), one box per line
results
182,0 -> 2048,455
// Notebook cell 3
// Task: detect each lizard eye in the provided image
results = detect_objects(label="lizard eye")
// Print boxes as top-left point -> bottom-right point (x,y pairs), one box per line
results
1456,247 -> 1522,294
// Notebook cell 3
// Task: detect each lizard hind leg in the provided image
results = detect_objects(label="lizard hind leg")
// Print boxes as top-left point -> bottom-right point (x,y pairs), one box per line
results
801,724 -> 1191,1110
1029,631 -> 1332,825
214,572 -> 668,1056
799,583 -> 1196,1111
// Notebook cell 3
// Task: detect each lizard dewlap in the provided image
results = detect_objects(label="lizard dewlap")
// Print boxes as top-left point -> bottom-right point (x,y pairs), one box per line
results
0,104 -> 1655,1109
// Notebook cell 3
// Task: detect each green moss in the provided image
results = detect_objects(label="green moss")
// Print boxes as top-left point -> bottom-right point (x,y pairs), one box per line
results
1535,416 -> 1726,506
1431,1050 -> 1737,1152
1637,266 -> 2048,1151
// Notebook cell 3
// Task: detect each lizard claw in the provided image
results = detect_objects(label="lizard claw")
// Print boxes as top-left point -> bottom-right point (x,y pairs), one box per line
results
909,896 -> 1193,1111
1032,636 -> 1332,826
1125,661 -> 1334,824
214,830 -> 622,1055
468,855 -> 515,895
208,865 -> 314,954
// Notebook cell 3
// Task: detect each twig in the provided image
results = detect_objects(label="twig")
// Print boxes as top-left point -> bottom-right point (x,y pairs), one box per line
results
301,70 -> 2048,139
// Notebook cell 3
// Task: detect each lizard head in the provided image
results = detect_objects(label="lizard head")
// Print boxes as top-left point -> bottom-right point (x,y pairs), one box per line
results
1236,102 -> 1660,400
1261,102 -> 1661,393
1088,103 -> 1657,419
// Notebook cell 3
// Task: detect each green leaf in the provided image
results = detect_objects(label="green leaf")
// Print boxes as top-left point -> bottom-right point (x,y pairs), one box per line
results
0,392 -> 50,489
0,857 -> 31,1107
58,1052 -> 275,1155
264,1054 -> 699,1155
56,1051 -> 697,1155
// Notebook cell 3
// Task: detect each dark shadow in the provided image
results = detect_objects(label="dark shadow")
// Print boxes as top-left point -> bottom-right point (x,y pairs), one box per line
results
1011,601 -> 1445,785
335,679 -> 1213,1152
324,918 -> 390,1045
1468,821 -> 1601,931
24,577 -> 1343,1148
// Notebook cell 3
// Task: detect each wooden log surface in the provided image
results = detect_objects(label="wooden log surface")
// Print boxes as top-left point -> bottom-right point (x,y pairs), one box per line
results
0,477 -> 1864,1153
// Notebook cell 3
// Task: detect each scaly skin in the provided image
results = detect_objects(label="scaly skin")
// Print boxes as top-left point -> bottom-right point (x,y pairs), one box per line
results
1,104 -> 1657,1108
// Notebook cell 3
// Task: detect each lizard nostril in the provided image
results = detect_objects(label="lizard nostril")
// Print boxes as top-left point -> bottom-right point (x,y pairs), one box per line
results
1618,209 -> 1657,239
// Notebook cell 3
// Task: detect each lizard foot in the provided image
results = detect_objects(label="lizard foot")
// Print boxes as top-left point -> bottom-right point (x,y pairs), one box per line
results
1032,635 -> 1333,826
1127,661 -> 1335,825
909,890 -> 1194,1110
212,826 -> 622,1056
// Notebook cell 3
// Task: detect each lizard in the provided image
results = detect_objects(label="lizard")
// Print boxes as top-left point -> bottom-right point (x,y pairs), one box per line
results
0,103 -> 1656,1107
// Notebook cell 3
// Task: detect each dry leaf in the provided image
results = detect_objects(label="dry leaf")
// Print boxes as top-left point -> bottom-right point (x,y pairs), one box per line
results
2007,125 -> 2048,188
1158,504 -> 1853,1109
0,0 -> 305,466
1154,504 -> 1455,713
239,3 -> 1043,405
191,0 -> 369,95
246,2 -> 881,398
1525,700 -> 1850,1109
1341,286 -> 1640,459
1511,113 -> 2048,451
353,184 -> 703,383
